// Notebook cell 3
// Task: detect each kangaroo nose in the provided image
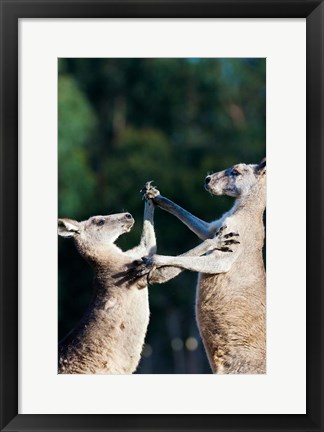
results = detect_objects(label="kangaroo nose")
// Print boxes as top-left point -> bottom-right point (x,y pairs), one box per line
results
205,176 -> 211,184
125,213 -> 133,220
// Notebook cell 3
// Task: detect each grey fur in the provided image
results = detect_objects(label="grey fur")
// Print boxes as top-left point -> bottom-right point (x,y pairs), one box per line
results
58,191 -> 157,374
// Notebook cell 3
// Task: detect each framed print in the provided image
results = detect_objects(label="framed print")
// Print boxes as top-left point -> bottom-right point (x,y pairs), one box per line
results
0,1 -> 323,431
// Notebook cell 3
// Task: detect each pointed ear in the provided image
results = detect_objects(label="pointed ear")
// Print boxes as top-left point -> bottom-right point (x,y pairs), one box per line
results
255,157 -> 266,175
58,219 -> 80,238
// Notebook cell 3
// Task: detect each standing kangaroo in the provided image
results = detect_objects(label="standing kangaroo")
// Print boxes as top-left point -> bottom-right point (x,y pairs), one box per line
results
137,159 -> 266,374
58,183 -> 233,374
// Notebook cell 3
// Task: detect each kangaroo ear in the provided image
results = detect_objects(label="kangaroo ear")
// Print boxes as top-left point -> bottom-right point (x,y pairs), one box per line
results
255,157 -> 266,175
58,219 -> 80,238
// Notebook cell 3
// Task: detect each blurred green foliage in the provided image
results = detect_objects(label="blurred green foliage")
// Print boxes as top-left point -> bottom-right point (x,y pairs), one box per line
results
58,58 -> 265,373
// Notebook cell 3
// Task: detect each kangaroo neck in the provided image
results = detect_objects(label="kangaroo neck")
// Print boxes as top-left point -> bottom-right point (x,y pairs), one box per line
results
93,266 -> 122,299
231,182 -> 266,217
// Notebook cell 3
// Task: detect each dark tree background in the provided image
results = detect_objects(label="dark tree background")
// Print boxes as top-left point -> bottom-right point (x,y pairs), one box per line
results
58,58 -> 266,373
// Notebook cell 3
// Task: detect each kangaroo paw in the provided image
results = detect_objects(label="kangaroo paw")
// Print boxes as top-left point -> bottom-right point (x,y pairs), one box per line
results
140,181 -> 160,201
212,226 -> 240,253
131,256 -> 155,278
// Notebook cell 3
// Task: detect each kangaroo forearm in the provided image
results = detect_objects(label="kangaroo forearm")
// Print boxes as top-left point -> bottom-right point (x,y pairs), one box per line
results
153,195 -> 213,240
127,201 -> 156,256
154,255 -> 232,274
139,201 -> 157,253
149,239 -> 216,284
139,219 -> 156,253
149,266 -> 184,284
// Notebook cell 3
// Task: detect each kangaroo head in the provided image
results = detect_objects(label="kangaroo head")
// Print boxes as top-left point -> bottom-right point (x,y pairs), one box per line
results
58,212 -> 134,263
204,158 -> 266,198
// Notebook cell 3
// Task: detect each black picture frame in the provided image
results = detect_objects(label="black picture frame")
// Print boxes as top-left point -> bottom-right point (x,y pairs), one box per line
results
1,1 -> 323,431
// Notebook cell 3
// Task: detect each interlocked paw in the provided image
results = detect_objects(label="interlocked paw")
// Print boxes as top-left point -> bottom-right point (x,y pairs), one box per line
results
214,225 -> 240,253
140,181 -> 160,201
130,256 -> 155,278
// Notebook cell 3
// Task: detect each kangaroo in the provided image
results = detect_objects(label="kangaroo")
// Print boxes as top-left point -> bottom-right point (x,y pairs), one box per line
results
57,186 -> 158,374
57,183 -> 233,374
136,159 -> 266,374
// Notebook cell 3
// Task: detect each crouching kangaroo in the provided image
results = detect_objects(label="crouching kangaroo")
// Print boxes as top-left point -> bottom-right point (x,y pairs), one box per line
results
57,184 -> 159,374
137,159 -> 266,374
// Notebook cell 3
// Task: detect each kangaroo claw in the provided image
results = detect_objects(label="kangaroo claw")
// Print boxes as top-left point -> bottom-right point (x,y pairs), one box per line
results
224,239 -> 240,245
216,225 -> 227,237
219,247 -> 233,253
224,232 -> 239,239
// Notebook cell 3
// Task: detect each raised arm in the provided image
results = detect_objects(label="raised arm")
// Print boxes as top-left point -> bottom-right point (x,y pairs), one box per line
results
125,183 -> 157,258
146,186 -> 220,241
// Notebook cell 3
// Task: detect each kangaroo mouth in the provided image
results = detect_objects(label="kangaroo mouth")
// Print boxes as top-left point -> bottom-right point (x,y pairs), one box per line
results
205,183 -> 223,196
204,182 -> 215,194
123,220 -> 134,232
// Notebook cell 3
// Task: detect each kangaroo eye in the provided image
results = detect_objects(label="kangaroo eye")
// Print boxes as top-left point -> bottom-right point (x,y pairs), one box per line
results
95,219 -> 105,226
